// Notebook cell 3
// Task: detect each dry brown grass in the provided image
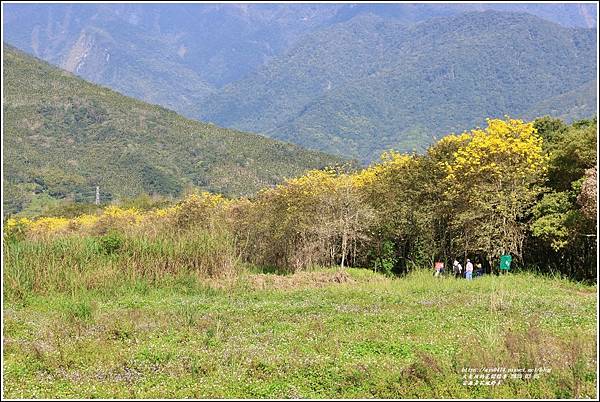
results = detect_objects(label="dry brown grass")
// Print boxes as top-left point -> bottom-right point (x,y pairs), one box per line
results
246,269 -> 355,291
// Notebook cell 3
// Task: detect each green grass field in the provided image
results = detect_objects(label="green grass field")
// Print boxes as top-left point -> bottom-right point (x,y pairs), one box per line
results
2,268 -> 597,399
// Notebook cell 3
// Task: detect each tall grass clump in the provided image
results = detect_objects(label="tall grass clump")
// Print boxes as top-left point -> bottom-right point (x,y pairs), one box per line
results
3,226 -> 238,300
3,193 -> 240,300
121,226 -> 238,281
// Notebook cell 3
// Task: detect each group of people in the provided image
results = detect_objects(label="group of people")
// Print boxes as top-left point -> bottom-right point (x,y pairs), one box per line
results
434,259 -> 483,280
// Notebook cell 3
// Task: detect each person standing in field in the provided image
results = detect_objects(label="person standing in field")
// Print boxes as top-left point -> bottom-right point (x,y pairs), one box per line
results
453,259 -> 463,278
434,261 -> 444,277
465,258 -> 474,280
475,261 -> 483,277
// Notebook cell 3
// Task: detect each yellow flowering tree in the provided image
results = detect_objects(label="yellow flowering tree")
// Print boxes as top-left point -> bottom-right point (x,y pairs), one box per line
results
171,191 -> 229,230
239,168 -> 373,271
444,117 -> 547,268
413,133 -> 472,265
352,151 -> 425,274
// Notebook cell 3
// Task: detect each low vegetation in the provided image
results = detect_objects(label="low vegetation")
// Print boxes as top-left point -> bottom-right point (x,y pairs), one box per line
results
3,269 -> 596,398
6,116 -> 596,282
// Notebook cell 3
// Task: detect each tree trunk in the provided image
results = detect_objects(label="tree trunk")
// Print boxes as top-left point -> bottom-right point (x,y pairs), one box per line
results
340,232 -> 347,269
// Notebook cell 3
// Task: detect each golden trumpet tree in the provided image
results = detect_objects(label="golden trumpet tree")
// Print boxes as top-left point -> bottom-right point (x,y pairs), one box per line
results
443,117 -> 548,268
238,168 -> 373,272
352,151 -> 425,273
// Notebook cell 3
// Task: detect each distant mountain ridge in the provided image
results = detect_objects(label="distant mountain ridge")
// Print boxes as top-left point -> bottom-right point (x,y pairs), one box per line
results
524,80 -> 597,123
2,4 -> 597,164
2,45 -> 344,215
198,11 -> 597,161
3,3 -> 596,117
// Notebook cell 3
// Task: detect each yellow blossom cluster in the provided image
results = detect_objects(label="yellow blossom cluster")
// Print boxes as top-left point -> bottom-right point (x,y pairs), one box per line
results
282,169 -> 340,197
445,118 -> 547,184
28,217 -> 71,235
3,192 -> 230,239
103,206 -> 144,224
352,151 -> 413,188
74,214 -> 101,228
5,217 -> 33,230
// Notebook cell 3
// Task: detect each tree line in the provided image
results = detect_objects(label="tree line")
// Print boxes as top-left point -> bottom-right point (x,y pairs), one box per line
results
5,116 -> 597,281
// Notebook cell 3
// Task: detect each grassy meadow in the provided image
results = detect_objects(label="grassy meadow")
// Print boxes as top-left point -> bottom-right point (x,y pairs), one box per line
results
3,264 -> 596,399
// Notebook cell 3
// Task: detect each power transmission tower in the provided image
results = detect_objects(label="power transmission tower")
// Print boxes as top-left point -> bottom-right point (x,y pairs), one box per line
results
95,186 -> 100,205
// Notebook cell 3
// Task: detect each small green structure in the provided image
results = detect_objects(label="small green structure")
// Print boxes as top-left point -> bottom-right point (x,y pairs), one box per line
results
500,254 -> 512,271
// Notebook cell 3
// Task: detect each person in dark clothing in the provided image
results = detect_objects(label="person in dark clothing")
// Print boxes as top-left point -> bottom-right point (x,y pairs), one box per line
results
475,262 -> 484,277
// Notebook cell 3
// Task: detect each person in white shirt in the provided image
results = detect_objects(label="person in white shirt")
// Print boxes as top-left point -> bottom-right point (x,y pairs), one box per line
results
465,259 -> 474,280
453,259 -> 463,278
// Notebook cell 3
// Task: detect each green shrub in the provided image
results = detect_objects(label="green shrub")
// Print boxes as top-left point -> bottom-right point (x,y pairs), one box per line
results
98,232 -> 124,254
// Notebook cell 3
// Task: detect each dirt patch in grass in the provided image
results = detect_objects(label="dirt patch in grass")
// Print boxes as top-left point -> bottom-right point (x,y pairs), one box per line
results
247,269 -> 354,290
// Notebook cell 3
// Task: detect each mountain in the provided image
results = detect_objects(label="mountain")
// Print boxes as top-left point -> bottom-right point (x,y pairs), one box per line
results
198,11 -> 597,161
3,3 -> 596,122
524,80 -> 597,123
327,3 -> 597,28
2,6 -> 597,167
2,45 -> 345,215
2,4 -> 216,118
1,3 -> 342,118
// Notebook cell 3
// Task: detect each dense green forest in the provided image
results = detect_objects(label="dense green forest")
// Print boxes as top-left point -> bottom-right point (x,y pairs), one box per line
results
524,80 -> 597,123
2,45 -> 345,216
200,11 -> 596,161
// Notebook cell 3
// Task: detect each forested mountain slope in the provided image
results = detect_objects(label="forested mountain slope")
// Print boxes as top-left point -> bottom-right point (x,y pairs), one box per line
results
524,80 -> 597,123
3,4 -> 596,124
199,11 -> 597,161
3,45 -> 344,215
